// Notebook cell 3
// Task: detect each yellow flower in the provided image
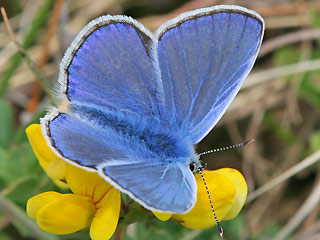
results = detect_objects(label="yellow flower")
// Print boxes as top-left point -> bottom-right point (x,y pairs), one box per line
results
26,124 -> 121,240
153,168 -> 247,229
26,124 -> 68,188
26,123 -> 247,234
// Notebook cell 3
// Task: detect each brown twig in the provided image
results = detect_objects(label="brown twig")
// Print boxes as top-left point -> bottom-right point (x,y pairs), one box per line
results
259,29 -> 320,57
1,7 -> 21,52
247,150 -> 320,203
252,1 -> 320,17
273,176 -> 320,240
138,0 -> 320,30
26,0 -> 65,112
0,7 -> 55,103
244,58 -> 320,89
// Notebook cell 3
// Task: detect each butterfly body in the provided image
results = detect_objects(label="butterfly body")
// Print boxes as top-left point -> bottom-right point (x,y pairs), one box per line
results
68,102 -> 198,166
42,5 -> 264,213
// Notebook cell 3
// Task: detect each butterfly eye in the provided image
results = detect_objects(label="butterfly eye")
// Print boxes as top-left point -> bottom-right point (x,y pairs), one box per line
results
189,163 -> 195,172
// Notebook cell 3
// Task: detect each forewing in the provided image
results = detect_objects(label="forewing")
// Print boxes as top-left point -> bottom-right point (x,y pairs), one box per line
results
99,161 -> 197,213
59,15 -> 164,118
156,6 -> 264,143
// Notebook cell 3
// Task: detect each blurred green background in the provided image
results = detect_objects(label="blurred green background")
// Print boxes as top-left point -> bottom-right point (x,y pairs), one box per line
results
0,0 -> 320,239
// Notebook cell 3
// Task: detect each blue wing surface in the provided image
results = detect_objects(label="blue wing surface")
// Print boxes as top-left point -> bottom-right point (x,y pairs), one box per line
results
59,16 -> 164,118
42,112 -> 127,170
156,6 -> 264,143
42,110 -> 197,213
99,160 -> 196,213
42,109 -> 155,170
41,6 -> 264,213
42,104 -> 195,170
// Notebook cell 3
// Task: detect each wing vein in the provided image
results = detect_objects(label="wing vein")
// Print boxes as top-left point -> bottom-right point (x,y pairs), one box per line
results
161,44 -> 177,121
183,15 -> 215,124
178,27 -> 193,100
115,24 -> 158,116
74,48 -> 140,111
183,18 -> 203,124
211,16 -> 249,108
213,40 -> 259,107
196,18 -> 202,94
217,15 -> 248,83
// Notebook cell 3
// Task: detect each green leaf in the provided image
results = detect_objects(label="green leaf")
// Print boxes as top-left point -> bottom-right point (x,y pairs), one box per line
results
135,221 -> 177,240
0,233 -> 11,240
272,47 -> 300,67
263,112 -> 296,145
13,109 -> 46,144
310,7 -> 320,29
310,132 -> 320,152
0,100 -> 14,149
0,195 -> 60,240
299,71 -> 320,110
0,0 -> 54,97
253,223 -> 281,240
0,147 -> 10,183
0,142 -> 39,184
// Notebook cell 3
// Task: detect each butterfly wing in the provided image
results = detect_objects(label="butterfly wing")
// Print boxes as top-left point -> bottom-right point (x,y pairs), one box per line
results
42,110 -> 196,213
99,160 -> 196,213
42,111 -> 125,170
156,5 -> 264,143
41,6 -> 264,213
58,15 -> 164,118
42,15 -> 197,212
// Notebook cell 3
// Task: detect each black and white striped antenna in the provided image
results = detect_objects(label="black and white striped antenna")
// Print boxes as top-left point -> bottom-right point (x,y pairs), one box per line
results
199,139 -> 255,157
197,167 -> 224,238
197,139 -> 255,238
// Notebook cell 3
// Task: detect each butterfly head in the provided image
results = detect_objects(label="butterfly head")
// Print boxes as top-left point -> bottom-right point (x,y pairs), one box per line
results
189,154 -> 202,173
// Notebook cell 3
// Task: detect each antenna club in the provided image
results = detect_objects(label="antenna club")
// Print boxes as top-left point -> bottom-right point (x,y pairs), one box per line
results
247,139 -> 255,144
216,221 -> 224,238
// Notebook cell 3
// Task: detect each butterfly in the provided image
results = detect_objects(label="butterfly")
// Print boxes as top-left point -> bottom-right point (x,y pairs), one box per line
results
41,5 -> 264,214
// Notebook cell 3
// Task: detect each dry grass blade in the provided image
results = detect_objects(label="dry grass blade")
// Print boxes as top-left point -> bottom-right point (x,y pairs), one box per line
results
259,29 -> 320,57
273,177 -> 320,240
244,58 -> 320,89
0,195 -> 59,240
26,0 -> 64,112
291,221 -> 320,240
0,7 -> 55,104
247,150 -> 320,203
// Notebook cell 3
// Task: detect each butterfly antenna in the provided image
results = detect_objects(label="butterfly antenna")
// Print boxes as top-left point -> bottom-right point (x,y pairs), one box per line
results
198,168 -> 224,238
199,139 -> 255,156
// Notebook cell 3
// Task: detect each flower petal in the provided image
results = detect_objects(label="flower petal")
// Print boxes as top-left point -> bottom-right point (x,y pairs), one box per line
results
53,179 -> 69,189
152,211 -> 172,221
66,165 -> 113,203
215,168 -> 247,220
172,170 -> 236,229
36,194 -> 95,234
90,188 -> 121,240
26,124 -> 67,181
27,191 -> 62,219
46,158 -> 67,180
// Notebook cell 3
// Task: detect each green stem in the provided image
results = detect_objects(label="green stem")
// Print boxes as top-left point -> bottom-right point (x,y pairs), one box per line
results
114,225 -> 128,240
18,49 -> 56,104
0,194 -> 59,240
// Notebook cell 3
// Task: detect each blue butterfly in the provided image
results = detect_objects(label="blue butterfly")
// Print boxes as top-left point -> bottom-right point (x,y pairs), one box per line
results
41,5 -> 264,214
